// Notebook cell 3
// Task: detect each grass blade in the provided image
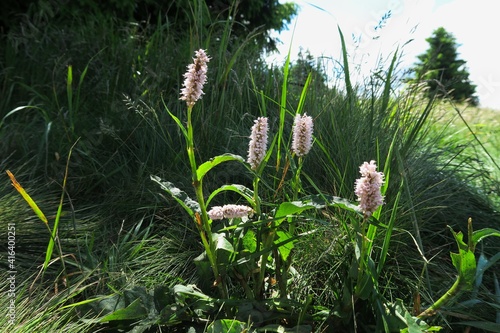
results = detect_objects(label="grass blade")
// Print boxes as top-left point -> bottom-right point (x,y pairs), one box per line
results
6,170 -> 48,224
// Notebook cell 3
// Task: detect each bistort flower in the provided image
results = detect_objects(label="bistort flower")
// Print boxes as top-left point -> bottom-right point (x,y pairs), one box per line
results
247,117 -> 269,170
291,113 -> 314,157
180,49 -> 210,107
208,204 -> 254,220
207,206 -> 224,220
354,160 -> 385,217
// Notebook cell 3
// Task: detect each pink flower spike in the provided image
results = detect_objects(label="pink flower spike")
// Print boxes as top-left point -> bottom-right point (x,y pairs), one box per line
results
207,206 -> 224,220
247,117 -> 269,170
207,205 -> 253,220
180,49 -> 210,107
222,204 -> 254,219
292,113 -> 314,157
354,160 -> 385,217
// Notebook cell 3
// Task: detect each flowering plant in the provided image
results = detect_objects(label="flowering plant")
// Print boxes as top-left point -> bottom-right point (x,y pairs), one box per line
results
151,49 -> 395,325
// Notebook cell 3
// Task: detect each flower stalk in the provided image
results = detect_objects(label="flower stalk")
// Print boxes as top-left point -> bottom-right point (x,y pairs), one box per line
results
353,160 -> 385,297
180,50 -> 228,298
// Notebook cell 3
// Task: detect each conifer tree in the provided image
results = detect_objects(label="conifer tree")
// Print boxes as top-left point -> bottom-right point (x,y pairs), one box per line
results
411,27 -> 478,105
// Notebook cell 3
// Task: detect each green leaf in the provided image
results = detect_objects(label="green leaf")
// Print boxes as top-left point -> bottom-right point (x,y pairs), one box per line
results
274,201 -> 315,226
206,319 -> 248,333
354,265 -> 375,300
206,184 -> 254,207
448,226 -> 477,289
151,175 -> 200,216
472,228 -> 500,246
275,230 -> 294,262
338,26 -> 354,111
99,298 -> 147,322
213,233 -> 234,253
448,226 -> 468,251
162,100 -> 188,139
172,284 -> 212,305
196,154 -> 244,181
450,250 -> 476,291
242,229 -> 257,253
301,194 -> 360,212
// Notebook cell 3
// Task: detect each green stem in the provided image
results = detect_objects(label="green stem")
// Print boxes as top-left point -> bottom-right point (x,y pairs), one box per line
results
253,176 -> 261,217
355,217 -> 370,295
186,106 -> 227,299
256,226 -> 275,299
279,156 -> 303,297
417,275 -> 464,318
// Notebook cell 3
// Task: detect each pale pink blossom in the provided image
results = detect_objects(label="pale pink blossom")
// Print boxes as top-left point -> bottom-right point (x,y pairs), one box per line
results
207,206 -> 224,220
354,160 -> 385,217
292,113 -> 314,157
247,117 -> 269,170
208,204 -> 253,220
180,49 -> 210,107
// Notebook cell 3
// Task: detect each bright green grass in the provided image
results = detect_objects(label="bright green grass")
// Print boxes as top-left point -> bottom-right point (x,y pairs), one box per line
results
428,102 -> 500,205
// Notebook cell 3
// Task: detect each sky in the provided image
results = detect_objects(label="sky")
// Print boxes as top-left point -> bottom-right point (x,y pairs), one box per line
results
267,0 -> 500,110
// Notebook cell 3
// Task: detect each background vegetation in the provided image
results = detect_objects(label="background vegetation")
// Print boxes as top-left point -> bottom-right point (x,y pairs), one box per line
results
408,26 -> 478,105
1,0 -> 499,332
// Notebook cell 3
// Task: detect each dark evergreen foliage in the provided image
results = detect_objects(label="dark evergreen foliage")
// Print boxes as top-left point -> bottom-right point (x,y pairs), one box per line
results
0,0 -> 297,50
410,27 -> 478,105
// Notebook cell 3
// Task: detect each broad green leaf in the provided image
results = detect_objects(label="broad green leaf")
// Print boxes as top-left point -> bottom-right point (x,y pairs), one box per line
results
302,194 -> 359,212
99,298 -> 147,322
206,319 -> 247,333
151,175 -> 199,216
275,230 -> 294,262
448,226 -> 468,251
450,250 -> 476,290
213,233 -> 234,253
207,184 -> 254,207
274,201 -> 316,226
448,226 -> 477,290
242,229 -> 257,253
172,284 -> 212,304
196,154 -> 244,181
472,228 -> 500,246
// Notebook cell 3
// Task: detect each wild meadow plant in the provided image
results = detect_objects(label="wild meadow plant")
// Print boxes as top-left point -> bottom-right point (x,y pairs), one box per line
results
150,49 -> 500,332
4,43 -> 500,331
148,49 -> 403,330
3,3 -> 500,330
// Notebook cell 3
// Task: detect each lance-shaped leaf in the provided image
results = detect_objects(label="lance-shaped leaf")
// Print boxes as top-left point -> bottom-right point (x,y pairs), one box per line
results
213,233 -> 234,254
273,195 -> 358,226
196,153 -> 244,181
206,184 -> 255,207
274,201 -> 315,226
275,230 -> 294,262
99,298 -> 147,322
472,228 -> 500,247
6,170 -> 48,224
151,175 -> 200,216
449,226 -> 476,291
